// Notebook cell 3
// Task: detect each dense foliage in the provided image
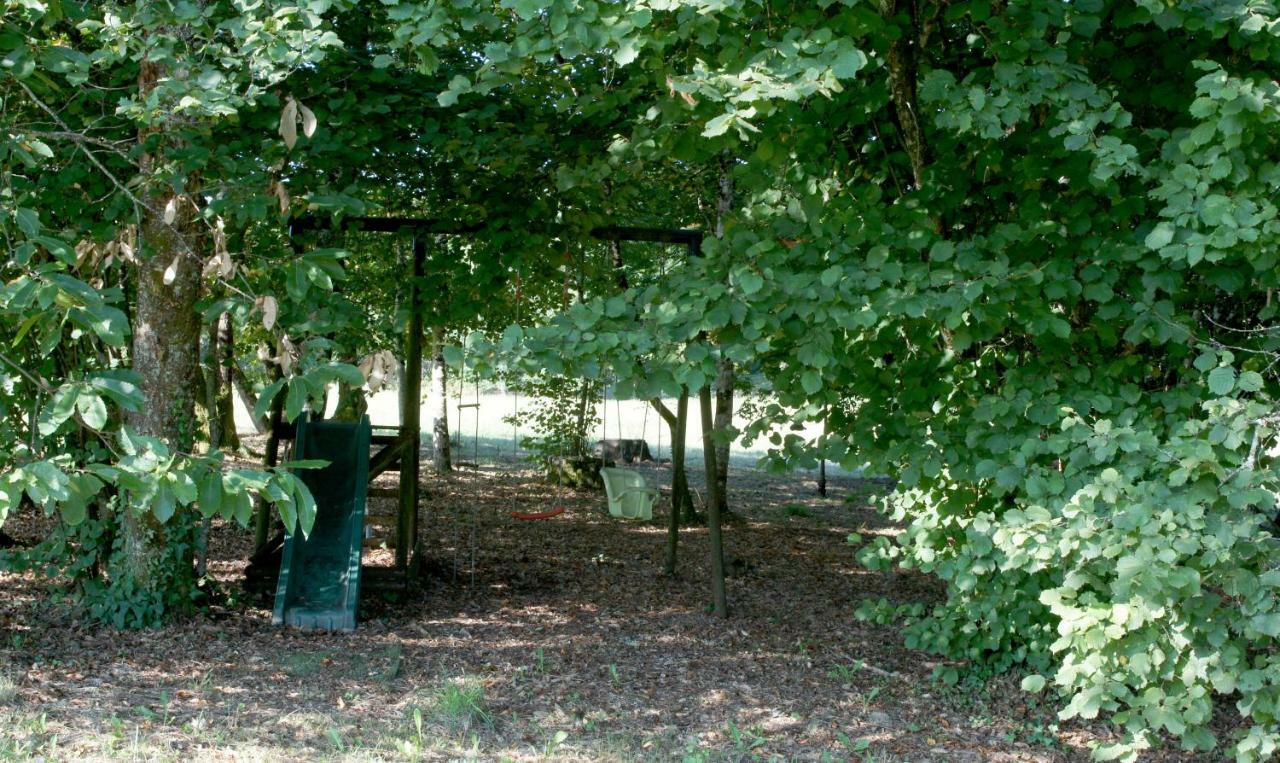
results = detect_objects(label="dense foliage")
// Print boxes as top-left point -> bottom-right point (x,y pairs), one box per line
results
4,0 -> 1280,758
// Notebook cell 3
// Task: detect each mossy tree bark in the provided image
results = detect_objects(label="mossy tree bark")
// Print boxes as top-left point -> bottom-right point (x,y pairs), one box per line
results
113,61 -> 204,624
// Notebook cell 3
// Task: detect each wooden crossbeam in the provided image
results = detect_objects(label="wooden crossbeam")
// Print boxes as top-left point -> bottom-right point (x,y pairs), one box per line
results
368,436 -> 408,480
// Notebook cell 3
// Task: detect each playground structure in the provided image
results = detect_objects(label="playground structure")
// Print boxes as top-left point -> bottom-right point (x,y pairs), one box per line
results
272,413 -> 371,631
257,216 -> 706,630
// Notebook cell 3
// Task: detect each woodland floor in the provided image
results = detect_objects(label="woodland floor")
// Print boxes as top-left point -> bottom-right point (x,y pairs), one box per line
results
0,445 -> 1192,761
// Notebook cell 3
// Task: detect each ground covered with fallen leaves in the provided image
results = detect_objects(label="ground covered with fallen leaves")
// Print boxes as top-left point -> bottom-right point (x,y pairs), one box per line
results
1,454 -> 1155,761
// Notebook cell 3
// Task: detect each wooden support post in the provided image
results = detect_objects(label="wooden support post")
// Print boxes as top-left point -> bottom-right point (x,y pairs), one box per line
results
397,235 -> 425,571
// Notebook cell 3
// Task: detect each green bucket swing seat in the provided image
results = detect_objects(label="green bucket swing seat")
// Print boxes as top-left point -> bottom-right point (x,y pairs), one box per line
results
599,467 -> 658,520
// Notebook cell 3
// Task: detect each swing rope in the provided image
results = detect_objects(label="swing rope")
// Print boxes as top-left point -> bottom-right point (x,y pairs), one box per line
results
508,267 -> 565,521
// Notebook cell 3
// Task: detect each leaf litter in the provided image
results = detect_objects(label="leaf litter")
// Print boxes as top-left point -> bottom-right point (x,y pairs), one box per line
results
0,445 -> 1207,761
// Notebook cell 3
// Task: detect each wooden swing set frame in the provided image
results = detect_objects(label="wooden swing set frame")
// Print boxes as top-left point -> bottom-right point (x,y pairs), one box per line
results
249,215 -> 704,590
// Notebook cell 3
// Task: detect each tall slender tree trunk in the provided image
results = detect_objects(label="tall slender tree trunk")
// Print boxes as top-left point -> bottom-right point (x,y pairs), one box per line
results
880,0 -> 927,189
712,357 -> 733,515
654,390 -> 694,575
652,393 -> 695,522
214,311 -> 239,450
197,319 -> 226,580
115,60 -> 203,623
818,414 -> 828,497
699,386 -> 727,617
710,156 -> 735,517
430,326 -> 452,472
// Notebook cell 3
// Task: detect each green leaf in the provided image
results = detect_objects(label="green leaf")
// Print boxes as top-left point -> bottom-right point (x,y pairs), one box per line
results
229,490 -> 253,527
614,38 -> 639,66
0,484 -> 18,527
285,379 -> 310,422
1020,674 -> 1047,693
39,385 -> 80,435
1144,223 -> 1175,250
280,459 -> 330,470
801,370 -> 822,395
60,497 -> 87,526
1207,366 -> 1236,396
324,363 -> 365,387
91,374 -> 144,410
198,471 -> 223,519
14,208 -> 39,238
738,271 -> 765,295
153,487 -> 176,523
703,112 -> 734,138
254,378 -> 286,422
1237,370 -> 1264,392
831,46 -> 867,78
292,477 -> 317,538
75,393 -> 108,430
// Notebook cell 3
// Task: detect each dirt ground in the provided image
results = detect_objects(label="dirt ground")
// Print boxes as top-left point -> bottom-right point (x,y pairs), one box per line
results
0,453 -> 1131,761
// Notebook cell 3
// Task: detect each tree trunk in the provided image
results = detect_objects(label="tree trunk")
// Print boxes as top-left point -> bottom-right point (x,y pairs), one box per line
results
609,239 -> 628,289
818,414 -> 828,497
652,392 -> 696,523
197,318 -> 226,580
115,60 -> 203,623
574,380 -> 591,457
654,390 -> 694,575
712,357 -> 733,516
880,0 -> 927,189
430,326 -> 452,472
699,386 -> 728,617
214,311 -> 239,450
710,155 -> 735,517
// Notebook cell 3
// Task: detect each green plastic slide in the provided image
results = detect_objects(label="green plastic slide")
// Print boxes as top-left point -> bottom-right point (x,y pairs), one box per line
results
272,413 -> 371,631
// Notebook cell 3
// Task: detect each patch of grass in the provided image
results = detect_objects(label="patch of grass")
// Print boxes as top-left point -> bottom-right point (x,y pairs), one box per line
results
827,660 -> 863,685
280,650 -> 329,677
432,678 -> 492,733
543,729 -> 569,758
533,646 -> 548,674
0,671 -> 17,704
832,730 -> 890,762
725,720 -> 766,756
782,503 -> 810,518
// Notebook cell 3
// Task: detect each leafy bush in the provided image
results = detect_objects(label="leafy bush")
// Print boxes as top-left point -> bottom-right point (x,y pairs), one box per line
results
504,373 -> 601,469
860,391 -> 1280,760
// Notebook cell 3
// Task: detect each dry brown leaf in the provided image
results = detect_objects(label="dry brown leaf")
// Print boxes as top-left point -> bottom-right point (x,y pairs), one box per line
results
162,255 -> 180,285
298,103 -> 317,139
272,182 -> 290,215
279,97 -> 298,149
256,295 -> 278,331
